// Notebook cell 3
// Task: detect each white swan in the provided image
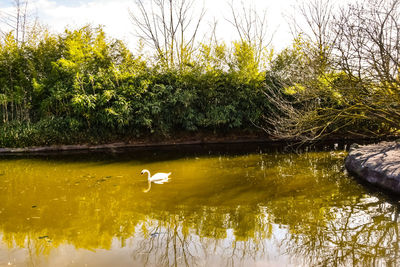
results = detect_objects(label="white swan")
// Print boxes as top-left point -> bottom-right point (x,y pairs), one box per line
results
141,169 -> 171,192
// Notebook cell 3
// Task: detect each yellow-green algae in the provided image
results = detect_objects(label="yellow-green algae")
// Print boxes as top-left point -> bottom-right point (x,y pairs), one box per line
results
0,150 -> 397,266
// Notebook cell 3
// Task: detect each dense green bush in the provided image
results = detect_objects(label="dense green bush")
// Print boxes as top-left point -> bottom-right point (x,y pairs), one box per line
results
2,6 -> 398,148
0,26 -> 268,147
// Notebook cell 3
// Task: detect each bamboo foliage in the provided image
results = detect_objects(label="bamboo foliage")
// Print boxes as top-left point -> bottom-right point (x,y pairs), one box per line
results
0,0 -> 399,147
0,23 -> 268,147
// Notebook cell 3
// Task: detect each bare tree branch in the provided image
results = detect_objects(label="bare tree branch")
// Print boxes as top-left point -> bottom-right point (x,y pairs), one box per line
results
129,0 -> 205,69
0,0 -> 36,45
226,0 -> 273,65
263,0 -> 400,141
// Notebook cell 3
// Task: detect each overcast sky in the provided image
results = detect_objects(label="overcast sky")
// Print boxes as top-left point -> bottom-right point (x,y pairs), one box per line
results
0,0 -> 304,51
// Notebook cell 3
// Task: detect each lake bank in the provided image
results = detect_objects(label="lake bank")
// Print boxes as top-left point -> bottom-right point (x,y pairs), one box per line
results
0,134 -> 395,154
345,141 -> 400,194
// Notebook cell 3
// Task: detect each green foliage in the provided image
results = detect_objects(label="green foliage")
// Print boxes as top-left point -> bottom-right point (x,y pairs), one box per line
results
264,34 -> 400,140
1,22 -> 397,147
0,118 -> 82,147
0,25 -> 269,147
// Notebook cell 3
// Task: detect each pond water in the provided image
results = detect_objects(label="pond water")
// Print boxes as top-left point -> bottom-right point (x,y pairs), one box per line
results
0,144 -> 398,266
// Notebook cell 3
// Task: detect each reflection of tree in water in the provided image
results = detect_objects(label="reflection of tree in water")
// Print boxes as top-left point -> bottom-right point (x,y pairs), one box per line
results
131,206 -> 275,267
1,151 -> 400,266
276,181 -> 400,266
131,218 -> 203,266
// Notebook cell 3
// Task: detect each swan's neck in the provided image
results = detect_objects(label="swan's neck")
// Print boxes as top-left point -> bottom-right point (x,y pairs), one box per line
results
144,170 -> 151,180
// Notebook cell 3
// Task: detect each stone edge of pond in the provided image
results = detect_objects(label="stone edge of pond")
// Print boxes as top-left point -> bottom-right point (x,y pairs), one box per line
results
0,136 -> 394,155
0,138 -> 277,154
345,141 -> 400,194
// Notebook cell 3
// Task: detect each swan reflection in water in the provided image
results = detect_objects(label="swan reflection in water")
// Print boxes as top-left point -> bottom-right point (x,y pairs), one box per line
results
141,169 -> 171,192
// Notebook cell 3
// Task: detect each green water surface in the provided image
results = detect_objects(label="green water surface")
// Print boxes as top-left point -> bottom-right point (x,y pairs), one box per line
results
0,146 -> 398,266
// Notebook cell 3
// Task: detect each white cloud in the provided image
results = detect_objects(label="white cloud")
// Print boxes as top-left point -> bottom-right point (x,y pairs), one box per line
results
1,0 -> 302,51
30,0 -> 133,44
203,0 -> 297,49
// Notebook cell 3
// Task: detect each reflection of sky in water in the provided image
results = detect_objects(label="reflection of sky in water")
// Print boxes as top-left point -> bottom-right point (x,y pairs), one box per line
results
0,150 -> 399,266
1,222 -> 295,267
